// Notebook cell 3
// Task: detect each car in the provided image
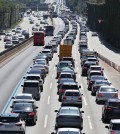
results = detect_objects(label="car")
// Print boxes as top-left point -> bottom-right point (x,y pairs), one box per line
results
12,35 -> 19,44
22,30 -> 29,39
55,106 -> 84,130
56,61 -> 73,78
35,53 -> 49,64
4,35 -> 12,42
91,32 -> 98,36
48,42 -> 57,53
44,45 -> 54,54
81,61 -> 97,76
57,78 -> 75,91
41,49 -> 53,60
91,80 -> 111,95
102,99 -> 120,122
11,102 -> 38,125
96,86 -> 118,103
0,113 -> 26,134
4,41 -> 13,48
62,57 -> 75,67
87,65 -> 104,75
58,82 -> 81,101
51,128 -> 83,134
58,72 -> 74,83
18,35 -> 25,42
105,119 -> 120,134
87,75 -> 106,90
62,90 -> 83,108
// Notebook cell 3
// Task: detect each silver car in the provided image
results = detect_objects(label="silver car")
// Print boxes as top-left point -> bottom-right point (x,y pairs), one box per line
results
55,106 -> 83,130
105,119 -> 120,134
62,90 -> 83,108
96,86 -> 118,103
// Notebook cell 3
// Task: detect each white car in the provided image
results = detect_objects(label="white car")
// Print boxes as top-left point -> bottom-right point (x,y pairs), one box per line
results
18,35 -> 25,42
12,93 -> 35,106
105,119 -> 120,134
0,113 -> 26,134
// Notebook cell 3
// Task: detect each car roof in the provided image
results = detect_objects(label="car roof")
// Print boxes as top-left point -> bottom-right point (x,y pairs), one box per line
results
90,70 -> 102,73
60,72 -> 72,75
58,128 -> 80,132
24,80 -> 39,83
100,85 -> 114,88
111,119 -> 120,123
62,82 -> 77,85
16,93 -> 32,97
0,113 -> 19,118
108,99 -> 120,102
90,65 -> 101,68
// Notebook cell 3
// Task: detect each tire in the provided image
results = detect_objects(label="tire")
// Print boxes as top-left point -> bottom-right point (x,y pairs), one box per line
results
102,115 -> 107,123
55,125 -> 58,130
91,91 -> 95,96
96,99 -> 99,104
59,96 -> 62,102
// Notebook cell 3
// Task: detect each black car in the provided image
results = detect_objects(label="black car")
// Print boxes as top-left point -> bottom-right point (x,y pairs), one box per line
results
102,99 -> 120,122
22,30 -> 29,39
11,102 -> 38,125
81,61 -> 97,76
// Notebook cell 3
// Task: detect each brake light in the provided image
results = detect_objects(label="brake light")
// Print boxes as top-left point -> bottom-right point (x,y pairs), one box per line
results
63,96 -> 66,100
28,112 -> 35,117
78,96 -> 81,100
110,131 -> 114,134
15,123 -> 22,126
98,93 -> 104,97
113,93 -> 118,98
105,107 -> 112,110
60,89 -> 64,93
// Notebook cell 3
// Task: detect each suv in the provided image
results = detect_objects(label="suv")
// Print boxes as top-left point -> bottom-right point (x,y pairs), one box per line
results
21,80 -> 41,100
105,119 -> 120,134
102,99 -> 120,122
0,113 -> 26,133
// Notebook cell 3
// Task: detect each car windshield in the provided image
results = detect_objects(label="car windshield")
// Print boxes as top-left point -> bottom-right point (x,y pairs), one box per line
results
16,96 -> 32,99
59,131 -> 79,134
60,109 -> 79,114
0,117 -> 19,123
109,102 -> 120,107
100,88 -> 116,92
65,92 -> 80,96
60,74 -> 72,78
62,85 -> 78,89
26,76 -> 40,80
59,63 -> 69,67
24,82 -> 38,87
14,104 -> 33,111
91,67 -> 101,70
112,124 -> 120,130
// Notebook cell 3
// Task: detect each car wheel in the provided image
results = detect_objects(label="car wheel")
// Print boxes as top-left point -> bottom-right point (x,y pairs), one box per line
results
58,96 -> 62,102
102,115 -> 107,123
91,91 -> 95,96
96,99 -> 99,104
55,125 -> 58,130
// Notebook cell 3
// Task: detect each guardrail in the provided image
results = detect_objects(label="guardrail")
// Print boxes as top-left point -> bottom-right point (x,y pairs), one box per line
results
97,52 -> 120,72
0,36 -> 33,64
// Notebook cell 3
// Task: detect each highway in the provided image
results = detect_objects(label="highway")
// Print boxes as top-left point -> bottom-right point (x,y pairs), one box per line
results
0,0 -> 120,134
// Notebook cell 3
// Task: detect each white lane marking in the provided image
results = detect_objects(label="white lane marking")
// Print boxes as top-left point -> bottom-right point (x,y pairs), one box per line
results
50,83 -> 52,88
81,84 -> 83,90
83,97 -> 87,106
44,115 -> 48,128
54,67 -> 55,70
78,74 -> 80,78
47,96 -> 50,104
77,67 -> 79,70
52,74 -> 54,78
87,116 -> 93,129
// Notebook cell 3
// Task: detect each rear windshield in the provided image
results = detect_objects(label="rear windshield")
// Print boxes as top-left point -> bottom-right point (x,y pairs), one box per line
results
16,96 -> 32,99
60,74 -> 72,78
0,117 -> 19,123
14,104 -> 33,111
45,46 -> 52,49
59,63 -> 69,66
90,72 -> 101,76
24,82 -> 38,87
26,76 -> 40,80
109,102 -> 120,107
100,88 -> 116,92
112,124 -> 120,130
60,109 -> 79,114
62,85 -> 78,89
65,92 -> 80,96
91,67 -> 101,70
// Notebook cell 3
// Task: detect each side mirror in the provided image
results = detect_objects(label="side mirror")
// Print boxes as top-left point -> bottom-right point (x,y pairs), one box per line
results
81,111 -> 84,113
79,85 -> 81,88
10,106 -> 13,108
21,85 -> 23,87
105,126 -> 109,129
12,96 -> 15,99
54,110 -> 58,112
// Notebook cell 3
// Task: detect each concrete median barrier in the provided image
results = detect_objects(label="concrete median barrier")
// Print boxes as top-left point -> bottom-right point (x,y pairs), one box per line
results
97,52 -> 120,72
0,36 -> 33,64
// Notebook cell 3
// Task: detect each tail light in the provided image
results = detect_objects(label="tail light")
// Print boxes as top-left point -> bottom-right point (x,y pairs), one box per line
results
98,93 -> 104,97
113,93 -> 118,98
110,131 -> 114,134
28,112 -> 35,117
63,96 -> 66,100
60,89 -> 64,93
78,96 -> 81,100
105,107 -> 112,110
58,78 -> 61,81
15,123 -> 22,126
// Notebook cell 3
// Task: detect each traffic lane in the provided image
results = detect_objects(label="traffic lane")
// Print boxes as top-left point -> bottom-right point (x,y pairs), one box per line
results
73,43 -> 108,134
87,31 -> 120,65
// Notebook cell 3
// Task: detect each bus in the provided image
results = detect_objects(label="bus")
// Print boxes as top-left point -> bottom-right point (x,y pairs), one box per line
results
45,25 -> 54,36
33,31 -> 45,46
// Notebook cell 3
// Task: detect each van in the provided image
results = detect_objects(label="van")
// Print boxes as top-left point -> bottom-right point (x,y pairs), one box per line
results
21,80 -> 41,100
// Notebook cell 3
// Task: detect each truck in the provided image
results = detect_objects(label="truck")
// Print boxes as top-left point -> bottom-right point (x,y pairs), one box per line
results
59,45 -> 72,60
